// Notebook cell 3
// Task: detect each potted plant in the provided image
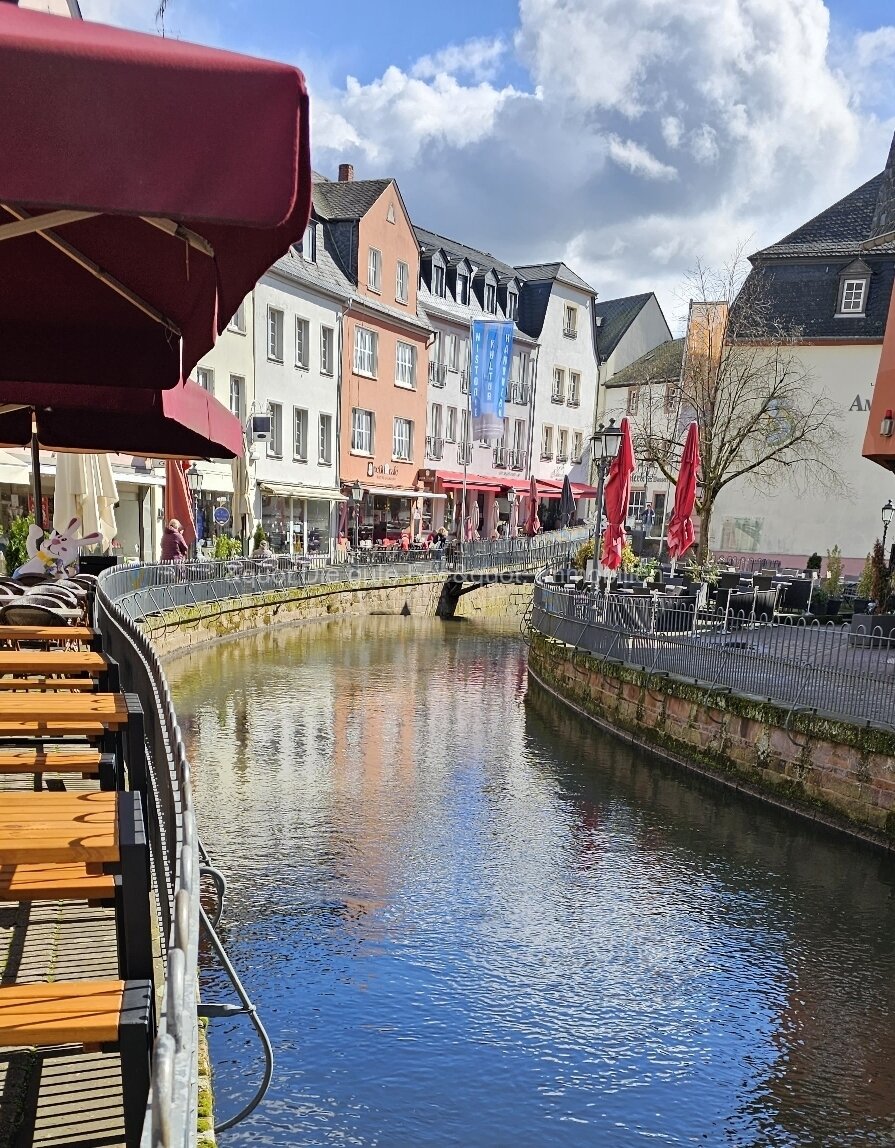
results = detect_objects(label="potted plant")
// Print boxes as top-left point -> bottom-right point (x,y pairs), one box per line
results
825,545 -> 843,616
805,552 -> 822,577
850,540 -> 895,645
4,512 -> 34,576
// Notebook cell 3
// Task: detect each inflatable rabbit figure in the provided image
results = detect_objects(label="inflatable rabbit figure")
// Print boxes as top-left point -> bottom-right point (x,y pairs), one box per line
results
13,517 -> 103,579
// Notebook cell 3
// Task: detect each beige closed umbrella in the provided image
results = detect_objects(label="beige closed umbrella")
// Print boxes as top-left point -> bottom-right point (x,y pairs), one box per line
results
52,451 -> 118,551
231,447 -> 256,541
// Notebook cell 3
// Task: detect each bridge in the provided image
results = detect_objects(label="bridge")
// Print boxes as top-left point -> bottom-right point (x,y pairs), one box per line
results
436,571 -> 537,618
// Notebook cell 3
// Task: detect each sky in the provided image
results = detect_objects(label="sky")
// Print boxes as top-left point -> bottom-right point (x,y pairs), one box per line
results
80,0 -> 895,332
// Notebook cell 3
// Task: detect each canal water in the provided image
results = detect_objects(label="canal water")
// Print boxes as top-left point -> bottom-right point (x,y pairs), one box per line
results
168,616 -> 895,1147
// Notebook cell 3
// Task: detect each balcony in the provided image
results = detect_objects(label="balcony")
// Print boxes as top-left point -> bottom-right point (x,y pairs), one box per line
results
428,362 -> 447,387
556,449 -> 569,463
460,369 -> 469,395
567,393 -> 580,408
563,323 -> 577,338
551,387 -> 565,404
511,383 -> 530,405
511,450 -> 526,471
541,449 -> 554,461
426,436 -> 444,461
457,441 -> 472,466
493,447 -> 509,468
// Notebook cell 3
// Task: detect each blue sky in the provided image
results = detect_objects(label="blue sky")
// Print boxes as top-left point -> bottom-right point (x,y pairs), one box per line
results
83,0 -> 895,323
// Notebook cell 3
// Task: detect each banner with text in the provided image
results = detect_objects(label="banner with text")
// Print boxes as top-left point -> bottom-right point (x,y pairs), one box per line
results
470,319 -> 513,441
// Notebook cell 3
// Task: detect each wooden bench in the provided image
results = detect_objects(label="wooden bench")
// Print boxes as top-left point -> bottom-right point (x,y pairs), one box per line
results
0,692 -> 144,792
0,791 -> 152,982
0,625 -> 102,649
0,747 -> 117,788
0,650 -> 117,689
0,861 -> 115,901
0,978 -> 153,1147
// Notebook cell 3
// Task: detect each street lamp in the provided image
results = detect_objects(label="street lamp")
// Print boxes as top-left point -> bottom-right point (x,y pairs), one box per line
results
883,500 -> 894,550
185,463 -> 203,559
589,420 -> 623,583
350,480 -> 364,550
506,486 -> 516,539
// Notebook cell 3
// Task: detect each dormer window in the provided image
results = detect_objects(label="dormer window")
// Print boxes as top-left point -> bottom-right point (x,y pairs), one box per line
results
298,221 -> 316,262
433,265 -> 445,297
836,259 -> 871,318
456,272 -> 469,305
485,283 -> 497,313
506,290 -> 518,321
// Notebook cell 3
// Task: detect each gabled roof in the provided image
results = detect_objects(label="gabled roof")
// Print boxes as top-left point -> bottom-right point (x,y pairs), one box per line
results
413,225 -> 518,281
752,172 -> 895,259
312,178 -> 391,222
514,262 -> 596,295
606,338 -> 684,386
593,293 -> 654,361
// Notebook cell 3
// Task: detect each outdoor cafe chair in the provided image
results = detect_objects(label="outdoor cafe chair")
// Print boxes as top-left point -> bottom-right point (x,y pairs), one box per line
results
0,602 -> 72,629
12,572 -> 53,588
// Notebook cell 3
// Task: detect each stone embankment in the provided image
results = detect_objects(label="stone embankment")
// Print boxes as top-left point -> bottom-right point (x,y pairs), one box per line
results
528,633 -> 895,850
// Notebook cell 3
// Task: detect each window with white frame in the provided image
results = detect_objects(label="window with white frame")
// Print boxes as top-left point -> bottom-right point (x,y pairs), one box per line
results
447,333 -> 460,372
541,424 -> 554,459
572,431 -> 583,462
229,375 -> 243,420
228,301 -> 246,334
485,283 -> 497,313
319,413 -> 333,466
506,290 -> 518,320
353,326 -> 377,376
367,247 -> 382,292
395,341 -> 416,388
626,387 -> 640,415
664,382 -> 678,414
433,265 -> 445,297
396,260 -> 409,304
445,406 -> 458,442
839,278 -> 868,314
568,371 -> 580,406
267,306 -> 284,361
513,419 -> 526,457
460,408 -> 469,444
351,408 -> 374,454
456,272 -> 469,305
268,402 -> 283,457
321,326 -> 334,376
196,366 -> 213,394
393,417 -> 413,461
299,221 -> 316,262
295,317 -> 310,369
563,304 -> 578,337
293,407 -> 309,461
552,367 -> 566,403
430,403 -> 443,440
557,427 -> 569,461
627,489 -> 646,522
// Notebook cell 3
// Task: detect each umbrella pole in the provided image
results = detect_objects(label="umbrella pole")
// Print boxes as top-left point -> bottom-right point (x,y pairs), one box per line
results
30,424 -> 44,531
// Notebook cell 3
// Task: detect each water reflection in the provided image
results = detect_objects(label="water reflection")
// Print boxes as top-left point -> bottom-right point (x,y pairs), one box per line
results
168,617 -> 895,1147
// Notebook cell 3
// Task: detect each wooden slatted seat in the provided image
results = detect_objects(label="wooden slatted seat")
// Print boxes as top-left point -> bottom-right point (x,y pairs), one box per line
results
0,624 -> 100,647
0,862 -> 115,901
0,650 -> 109,674
0,676 -> 97,691
0,978 -> 153,1147
0,747 -> 117,787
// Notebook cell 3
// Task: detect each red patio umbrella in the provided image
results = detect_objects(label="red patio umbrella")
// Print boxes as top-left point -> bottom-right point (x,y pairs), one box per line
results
667,421 -> 701,561
0,4 -> 311,392
164,460 -> 197,547
525,476 -> 541,536
600,417 -> 635,571
0,379 -> 244,459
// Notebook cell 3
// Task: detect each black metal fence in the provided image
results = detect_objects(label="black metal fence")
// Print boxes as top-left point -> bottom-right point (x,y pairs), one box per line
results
532,578 -> 895,729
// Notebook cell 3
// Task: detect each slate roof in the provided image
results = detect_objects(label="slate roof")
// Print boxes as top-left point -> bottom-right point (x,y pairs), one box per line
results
269,222 -> 351,301
605,338 -> 684,386
413,225 -> 519,281
419,284 -> 538,345
312,178 -> 391,222
514,262 -> 597,295
593,293 -> 654,362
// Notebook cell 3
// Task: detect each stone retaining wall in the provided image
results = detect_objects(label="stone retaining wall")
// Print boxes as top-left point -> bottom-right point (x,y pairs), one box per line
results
528,633 -> 895,850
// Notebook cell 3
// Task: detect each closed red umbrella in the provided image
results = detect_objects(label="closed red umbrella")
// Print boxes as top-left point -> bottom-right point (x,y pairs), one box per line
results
600,417 -> 635,571
0,4 -> 311,392
164,460 -> 197,547
667,421 -> 701,560
525,475 -> 541,536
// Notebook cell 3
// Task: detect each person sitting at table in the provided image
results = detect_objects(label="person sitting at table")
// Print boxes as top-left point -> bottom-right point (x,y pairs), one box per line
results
254,539 -> 273,560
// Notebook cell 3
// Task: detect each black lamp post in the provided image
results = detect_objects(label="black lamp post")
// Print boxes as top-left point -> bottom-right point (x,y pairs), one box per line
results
185,463 -> 203,559
589,420 -> 623,582
883,499 -> 894,550
350,480 -> 364,550
506,486 -> 516,539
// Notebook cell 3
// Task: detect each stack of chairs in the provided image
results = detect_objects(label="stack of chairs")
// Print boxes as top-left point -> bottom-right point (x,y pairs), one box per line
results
0,616 -> 155,1146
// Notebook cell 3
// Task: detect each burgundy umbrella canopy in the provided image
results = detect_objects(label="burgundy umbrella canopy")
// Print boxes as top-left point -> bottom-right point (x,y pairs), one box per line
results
667,422 -> 701,560
0,379 -> 244,459
601,417 -> 635,571
525,475 -> 541,536
0,4 -> 311,392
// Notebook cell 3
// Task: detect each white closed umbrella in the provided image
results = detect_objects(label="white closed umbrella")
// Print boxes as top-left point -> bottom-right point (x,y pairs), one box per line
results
52,451 -> 118,550
231,447 -> 256,541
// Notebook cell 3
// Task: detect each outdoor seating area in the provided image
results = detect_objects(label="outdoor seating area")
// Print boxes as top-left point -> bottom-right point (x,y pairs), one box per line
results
0,615 -> 155,1146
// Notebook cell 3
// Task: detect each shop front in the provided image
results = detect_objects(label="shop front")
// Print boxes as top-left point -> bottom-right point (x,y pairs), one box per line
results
259,482 -> 345,557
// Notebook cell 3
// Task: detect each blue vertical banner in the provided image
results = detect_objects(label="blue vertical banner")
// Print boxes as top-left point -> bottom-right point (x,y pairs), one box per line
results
470,319 -> 513,441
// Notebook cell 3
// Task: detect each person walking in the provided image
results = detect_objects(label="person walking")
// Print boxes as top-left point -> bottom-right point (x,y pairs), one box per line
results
161,518 -> 189,562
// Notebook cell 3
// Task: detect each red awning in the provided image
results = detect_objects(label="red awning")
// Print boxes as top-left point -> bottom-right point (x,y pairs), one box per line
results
0,379 -> 244,459
571,482 -> 599,498
502,476 -> 563,498
436,470 -> 505,493
0,5 -> 311,391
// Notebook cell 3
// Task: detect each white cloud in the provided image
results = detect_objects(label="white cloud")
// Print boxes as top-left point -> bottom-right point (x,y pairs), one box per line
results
607,135 -> 677,180
662,116 -> 684,149
855,26 -> 895,67
412,37 -> 506,82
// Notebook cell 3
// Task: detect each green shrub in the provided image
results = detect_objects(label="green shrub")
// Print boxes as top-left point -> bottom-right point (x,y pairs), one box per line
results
806,552 -> 822,571
213,534 -> 243,560
571,537 -> 595,571
5,513 -> 34,574
252,524 -> 267,553
857,552 -> 873,599
826,545 -> 843,597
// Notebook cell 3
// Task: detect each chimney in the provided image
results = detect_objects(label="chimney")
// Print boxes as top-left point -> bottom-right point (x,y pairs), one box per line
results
338,163 -> 354,183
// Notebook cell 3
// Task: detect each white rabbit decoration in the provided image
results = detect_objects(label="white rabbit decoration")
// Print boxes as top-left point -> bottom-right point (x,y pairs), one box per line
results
13,517 -> 103,579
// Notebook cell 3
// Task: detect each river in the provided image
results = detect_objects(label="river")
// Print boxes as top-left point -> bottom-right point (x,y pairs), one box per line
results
167,615 -> 895,1147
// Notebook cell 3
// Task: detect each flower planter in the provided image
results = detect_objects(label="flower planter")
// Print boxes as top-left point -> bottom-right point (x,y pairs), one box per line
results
849,613 -> 895,647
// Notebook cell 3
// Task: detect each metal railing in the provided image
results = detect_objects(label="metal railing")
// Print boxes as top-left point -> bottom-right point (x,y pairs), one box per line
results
531,576 -> 895,729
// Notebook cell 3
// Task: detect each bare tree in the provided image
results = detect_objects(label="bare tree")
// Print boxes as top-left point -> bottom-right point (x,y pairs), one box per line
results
633,252 -> 842,561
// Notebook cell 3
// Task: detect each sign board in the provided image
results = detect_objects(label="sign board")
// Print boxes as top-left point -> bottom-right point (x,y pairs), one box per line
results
213,506 -> 231,527
470,319 -> 513,440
